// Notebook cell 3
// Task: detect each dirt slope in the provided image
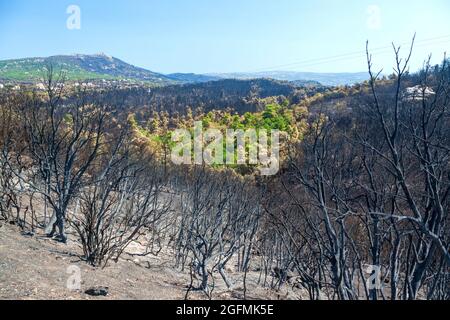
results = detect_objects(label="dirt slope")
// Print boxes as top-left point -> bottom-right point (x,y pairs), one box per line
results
0,222 -> 301,300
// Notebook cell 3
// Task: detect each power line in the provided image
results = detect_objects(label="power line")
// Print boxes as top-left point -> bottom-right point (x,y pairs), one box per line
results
282,39 -> 450,71
245,34 -> 450,73
250,35 -> 450,71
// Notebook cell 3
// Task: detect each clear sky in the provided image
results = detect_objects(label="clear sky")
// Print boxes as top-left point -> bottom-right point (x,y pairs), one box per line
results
0,0 -> 449,74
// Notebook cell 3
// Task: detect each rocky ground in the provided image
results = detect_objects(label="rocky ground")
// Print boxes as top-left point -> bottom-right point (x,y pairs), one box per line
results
0,221 -> 306,300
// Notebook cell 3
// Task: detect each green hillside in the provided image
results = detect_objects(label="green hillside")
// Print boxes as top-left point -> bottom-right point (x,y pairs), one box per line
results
0,54 -> 175,84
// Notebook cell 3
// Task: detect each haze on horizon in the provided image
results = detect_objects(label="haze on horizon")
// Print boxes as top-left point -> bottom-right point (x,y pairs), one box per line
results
0,0 -> 449,74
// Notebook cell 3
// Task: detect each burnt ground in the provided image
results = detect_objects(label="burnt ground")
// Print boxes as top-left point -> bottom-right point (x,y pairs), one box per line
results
0,222 -> 306,300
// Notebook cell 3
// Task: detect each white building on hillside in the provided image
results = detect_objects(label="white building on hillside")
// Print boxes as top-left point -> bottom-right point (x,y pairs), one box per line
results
36,83 -> 46,90
404,85 -> 435,101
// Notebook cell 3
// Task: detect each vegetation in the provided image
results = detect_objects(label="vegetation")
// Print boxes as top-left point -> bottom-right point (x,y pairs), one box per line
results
0,46 -> 449,300
0,54 -> 176,84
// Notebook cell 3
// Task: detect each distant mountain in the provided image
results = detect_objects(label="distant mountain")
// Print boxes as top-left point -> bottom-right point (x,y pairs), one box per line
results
0,53 -> 176,84
289,79 -> 323,87
209,71 -> 369,86
0,54 -> 370,87
166,73 -> 220,83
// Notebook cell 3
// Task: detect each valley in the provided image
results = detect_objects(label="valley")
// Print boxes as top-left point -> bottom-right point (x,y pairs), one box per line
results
0,0 -> 449,305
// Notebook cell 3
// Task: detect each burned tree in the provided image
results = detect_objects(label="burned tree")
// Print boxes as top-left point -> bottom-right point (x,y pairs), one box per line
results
262,39 -> 450,300
175,167 -> 263,296
70,131 -> 172,266
11,67 -> 108,242
361,39 -> 450,299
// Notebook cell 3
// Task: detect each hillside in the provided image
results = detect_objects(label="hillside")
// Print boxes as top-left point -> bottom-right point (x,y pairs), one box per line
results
210,71 -> 369,86
166,73 -> 220,83
0,214 -> 304,300
76,78 -> 319,116
0,53 -> 176,84
0,54 -> 369,87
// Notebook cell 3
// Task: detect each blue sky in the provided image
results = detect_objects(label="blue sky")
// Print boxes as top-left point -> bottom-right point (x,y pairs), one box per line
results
0,0 -> 449,74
